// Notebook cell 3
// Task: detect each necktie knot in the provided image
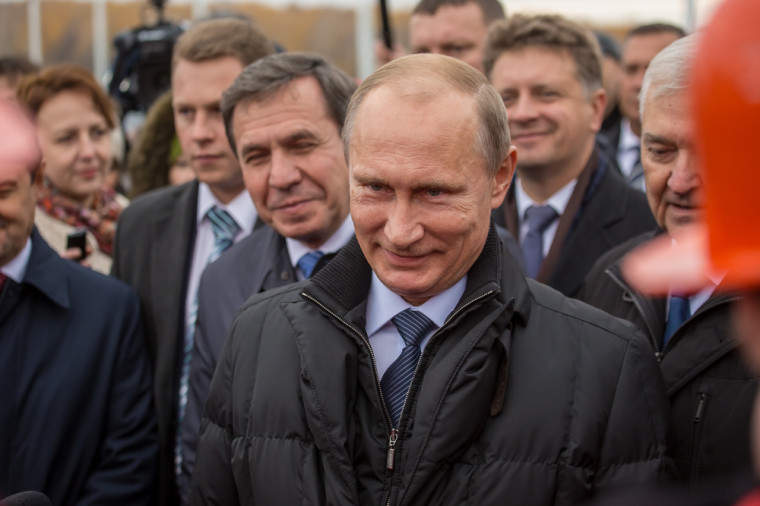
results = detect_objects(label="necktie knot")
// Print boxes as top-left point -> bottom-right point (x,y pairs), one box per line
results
207,206 -> 240,246
524,205 -> 558,234
0,272 -> 7,293
392,308 -> 436,348
297,250 -> 325,278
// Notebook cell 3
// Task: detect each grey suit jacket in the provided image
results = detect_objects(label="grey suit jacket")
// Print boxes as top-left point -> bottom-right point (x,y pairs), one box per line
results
111,180 -> 199,506
180,224 -> 299,499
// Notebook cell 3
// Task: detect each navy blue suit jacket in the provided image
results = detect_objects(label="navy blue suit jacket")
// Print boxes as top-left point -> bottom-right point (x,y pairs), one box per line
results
0,229 -> 157,505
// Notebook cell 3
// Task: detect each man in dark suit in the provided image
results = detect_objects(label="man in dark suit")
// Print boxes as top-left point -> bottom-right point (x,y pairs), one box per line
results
581,35 -> 758,485
110,18 -> 273,505
0,100 -> 156,504
484,14 -> 656,297
181,53 -> 358,492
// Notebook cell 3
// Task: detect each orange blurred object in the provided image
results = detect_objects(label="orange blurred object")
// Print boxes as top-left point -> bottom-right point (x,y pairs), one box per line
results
692,0 -> 760,289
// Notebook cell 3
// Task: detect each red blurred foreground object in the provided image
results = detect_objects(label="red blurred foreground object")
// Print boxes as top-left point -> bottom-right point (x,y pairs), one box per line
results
692,0 -> 760,289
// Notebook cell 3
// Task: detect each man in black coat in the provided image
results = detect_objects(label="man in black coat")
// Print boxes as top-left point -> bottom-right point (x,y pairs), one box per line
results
484,14 -> 656,298
581,35 -> 759,485
190,52 -> 674,505
0,99 -> 156,503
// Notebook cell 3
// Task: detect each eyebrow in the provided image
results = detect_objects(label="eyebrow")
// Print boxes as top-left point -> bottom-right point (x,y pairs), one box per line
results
642,133 -> 675,144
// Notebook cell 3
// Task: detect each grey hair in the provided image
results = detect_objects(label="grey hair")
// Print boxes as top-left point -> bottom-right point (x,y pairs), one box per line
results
221,52 -> 357,155
639,34 -> 697,117
343,53 -> 510,176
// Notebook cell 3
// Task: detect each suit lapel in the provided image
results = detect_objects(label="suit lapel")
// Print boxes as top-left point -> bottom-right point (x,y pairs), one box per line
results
149,182 -> 198,403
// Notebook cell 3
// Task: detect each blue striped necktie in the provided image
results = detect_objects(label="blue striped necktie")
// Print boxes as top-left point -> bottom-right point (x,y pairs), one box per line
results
380,309 -> 437,427
175,206 -> 240,478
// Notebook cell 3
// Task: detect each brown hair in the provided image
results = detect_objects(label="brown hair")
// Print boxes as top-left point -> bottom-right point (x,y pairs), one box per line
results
343,54 -> 510,176
484,14 -> 603,95
16,64 -> 116,129
172,18 -> 274,70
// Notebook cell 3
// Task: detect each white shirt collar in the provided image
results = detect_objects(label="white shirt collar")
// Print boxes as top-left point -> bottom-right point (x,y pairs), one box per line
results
1,237 -> 32,283
287,214 -> 355,269
365,271 -> 467,337
515,175 -> 577,222
619,118 -> 640,153
196,182 -> 257,235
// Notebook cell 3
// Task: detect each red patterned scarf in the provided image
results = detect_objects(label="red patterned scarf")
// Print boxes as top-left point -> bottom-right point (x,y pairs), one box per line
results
36,181 -> 124,256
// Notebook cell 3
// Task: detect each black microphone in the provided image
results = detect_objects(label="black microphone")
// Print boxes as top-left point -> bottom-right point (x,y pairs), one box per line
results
1,491 -> 52,506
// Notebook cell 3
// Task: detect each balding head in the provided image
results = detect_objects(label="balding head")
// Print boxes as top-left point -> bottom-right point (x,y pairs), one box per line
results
0,99 -> 40,266
344,53 -> 510,175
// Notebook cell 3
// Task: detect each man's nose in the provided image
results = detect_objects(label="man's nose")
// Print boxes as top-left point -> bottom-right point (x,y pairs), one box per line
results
668,151 -> 701,195
508,95 -> 538,123
384,197 -> 424,248
268,149 -> 301,189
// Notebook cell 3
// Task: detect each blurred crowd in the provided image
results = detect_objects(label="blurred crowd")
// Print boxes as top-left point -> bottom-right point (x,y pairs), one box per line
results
1,0 -> 758,505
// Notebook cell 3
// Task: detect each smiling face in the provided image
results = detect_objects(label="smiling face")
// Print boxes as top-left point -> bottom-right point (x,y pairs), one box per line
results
233,77 -> 350,249
35,90 -> 112,206
0,102 -> 40,266
173,56 -> 244,203
489,46 -> 604,181
641,91 -> 702,234
410,2 -> 490,73
348,85 -> 513,306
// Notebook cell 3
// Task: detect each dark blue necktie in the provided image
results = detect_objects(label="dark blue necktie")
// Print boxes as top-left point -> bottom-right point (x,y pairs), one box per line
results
381,309 -> 437,427
521,205 -> 558,279
297,251 -> 325,278
664,295 -> 691,346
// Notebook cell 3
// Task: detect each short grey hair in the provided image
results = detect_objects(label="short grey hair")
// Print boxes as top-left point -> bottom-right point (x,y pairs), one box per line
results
222,53 -> 357,155
343,54 -> 510,176
639,34 -> 697,117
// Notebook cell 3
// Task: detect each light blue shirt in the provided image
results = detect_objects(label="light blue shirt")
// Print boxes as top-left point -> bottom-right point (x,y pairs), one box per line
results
365,272 -> 467,379
286,215 -> 355,281
1,237 -> 31,282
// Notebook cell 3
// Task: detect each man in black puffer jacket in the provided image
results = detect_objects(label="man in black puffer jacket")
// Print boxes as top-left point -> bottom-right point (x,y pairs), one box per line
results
190,53 -> 674,505
581,35 -> 759,486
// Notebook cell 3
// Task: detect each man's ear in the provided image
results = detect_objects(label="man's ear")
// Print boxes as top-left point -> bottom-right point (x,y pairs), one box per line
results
589,88 -> 607,133
491,146 -> 517,209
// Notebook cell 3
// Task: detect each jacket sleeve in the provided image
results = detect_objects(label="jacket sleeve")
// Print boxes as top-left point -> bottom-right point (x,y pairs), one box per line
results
188,318 -> 241,505
77,290 -> 158,505
593,328 -> 676,491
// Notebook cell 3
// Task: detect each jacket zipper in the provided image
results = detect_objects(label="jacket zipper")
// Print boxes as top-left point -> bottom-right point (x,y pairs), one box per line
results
304,288 -> 496,505
606,268 -> 662,361
691,392 -> 707,483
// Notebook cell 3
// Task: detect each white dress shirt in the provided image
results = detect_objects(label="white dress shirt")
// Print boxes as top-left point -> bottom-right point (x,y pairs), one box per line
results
516,176 -> 577,257
286,215 -> 355,281
617,119 -> 641,180
365,272 -> 467,379
184,183 -> 257,325
1,237 -> 31,282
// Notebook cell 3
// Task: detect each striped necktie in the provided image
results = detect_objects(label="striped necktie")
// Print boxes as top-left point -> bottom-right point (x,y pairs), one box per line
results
380,309 -> 437,427
175,206 -> 240,478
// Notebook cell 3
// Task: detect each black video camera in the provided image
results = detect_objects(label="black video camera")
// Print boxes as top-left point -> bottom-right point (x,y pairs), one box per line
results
108,14 -> 183,118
